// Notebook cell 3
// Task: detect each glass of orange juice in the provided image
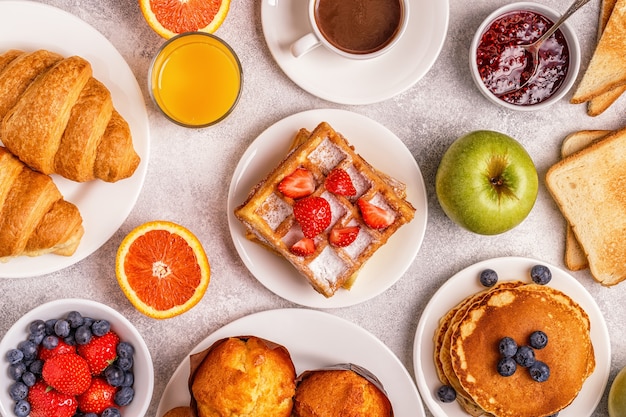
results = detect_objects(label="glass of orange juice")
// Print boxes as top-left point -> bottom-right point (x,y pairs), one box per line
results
149,32 -> 243,128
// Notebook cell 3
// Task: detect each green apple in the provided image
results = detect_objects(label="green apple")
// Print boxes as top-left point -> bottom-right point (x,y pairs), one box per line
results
609,365 -> 626,417
435,130 -> 538,235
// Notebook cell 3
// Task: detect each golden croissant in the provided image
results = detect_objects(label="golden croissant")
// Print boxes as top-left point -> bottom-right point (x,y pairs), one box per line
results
0,146 -> 84,261
0,49 -> 140,182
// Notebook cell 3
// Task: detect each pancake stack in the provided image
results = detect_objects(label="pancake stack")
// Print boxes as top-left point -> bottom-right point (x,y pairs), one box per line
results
434,281 -> 595,417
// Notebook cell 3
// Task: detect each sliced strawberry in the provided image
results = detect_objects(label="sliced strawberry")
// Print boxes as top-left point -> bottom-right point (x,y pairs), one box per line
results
290,237 -> 315,256
278,167 -> 315,199
77,377 -> 117,414
357,198 -> 395,229
38,339 -> 76,361
325,168 -> 356,196
42,352 -> 92,396
293,196 -> 331,238
329,226 -> 360,247
77,331 -> 120,375
28,380 -> 78,417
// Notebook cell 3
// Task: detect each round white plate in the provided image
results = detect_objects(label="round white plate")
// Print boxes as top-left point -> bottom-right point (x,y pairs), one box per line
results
0,1 -> 149,278
0,298 -> 154,417
413,256 -> 611,417
227,109 -> 428,308
261,0 -> 449,105
156,308 -> 424,417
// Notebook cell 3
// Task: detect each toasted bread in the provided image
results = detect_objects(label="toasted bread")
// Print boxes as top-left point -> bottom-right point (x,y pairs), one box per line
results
560,130 -> 610,271
571,0 -> 626,104
587,0 -> 625,115
546,126 -> 626,285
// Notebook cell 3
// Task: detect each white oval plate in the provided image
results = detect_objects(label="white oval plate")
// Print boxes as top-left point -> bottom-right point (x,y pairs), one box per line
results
0,1 -> 150,278
0,298 -> 154,417
156,308 -> 424,417
413,256 -> 611,417
227,109 -> 428,308
261,0 -> 449,105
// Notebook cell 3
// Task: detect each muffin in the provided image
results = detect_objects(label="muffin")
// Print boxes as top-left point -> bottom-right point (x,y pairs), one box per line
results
189,336 -> 296,417
293,364 -> 393,417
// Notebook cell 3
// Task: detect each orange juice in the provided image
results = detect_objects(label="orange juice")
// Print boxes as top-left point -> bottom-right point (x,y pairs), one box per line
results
150,33 -> 242,127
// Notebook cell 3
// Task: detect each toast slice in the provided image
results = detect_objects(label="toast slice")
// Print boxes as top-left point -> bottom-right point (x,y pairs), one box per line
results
559,130 -> 611,270
546,126 -> 626,285
571,0 -> 626,104
587,0 -> 626,116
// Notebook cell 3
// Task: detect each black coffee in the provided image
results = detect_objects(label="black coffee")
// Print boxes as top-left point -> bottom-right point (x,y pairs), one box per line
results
315,0 -> 403,54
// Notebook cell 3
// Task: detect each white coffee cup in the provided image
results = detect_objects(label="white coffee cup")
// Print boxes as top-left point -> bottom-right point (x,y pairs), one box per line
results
291,0 -> 410,60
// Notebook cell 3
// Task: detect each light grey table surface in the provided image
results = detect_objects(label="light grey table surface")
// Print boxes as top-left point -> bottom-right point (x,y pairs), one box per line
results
1,0 -> 625,416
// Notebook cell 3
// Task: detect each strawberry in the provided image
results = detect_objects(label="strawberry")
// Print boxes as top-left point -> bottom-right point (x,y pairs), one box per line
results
42,352 -> 92,396
278,167 -> 315,199
329,226 -> 360,247
38,339 -> 76,361
325,168 -> 356,196
28,380 -> 78,417
357,198 -> 395,229
290,237 -> 315,256
293,196 -> 331,238
77,377 -> 117,414
77,331 -> 120,375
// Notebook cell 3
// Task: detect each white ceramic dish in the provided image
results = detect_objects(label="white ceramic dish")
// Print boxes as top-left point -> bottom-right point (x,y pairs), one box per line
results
156,308 -> 424,417
227,109 -> 428,308
261,0 -> 449,105
0,1 -> 150,278
413,256 -> 610,417
0,298 -> 154,417
469,2 -> 581,111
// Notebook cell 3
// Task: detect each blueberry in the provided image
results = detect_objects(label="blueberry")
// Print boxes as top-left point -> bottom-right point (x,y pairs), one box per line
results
44,318 -> 58,335
105,365 -> 125,387
84,413 -> 98,417
117,341 -> 135,358
114,386 -> 135,406
91,319 -> 110,337
64,334 -> 76,346
498,337 -> 518,358
82,316 -> 95,328
75,324 -> 93,345
514,345 -> 536,368
101,407 -> 122,417
529,331 -> 548,349
29,320 -> 46,338
14,399 -> 30,417
436,385 -> 456,403
497,357 -> 517,377
17,340 -> 37,361
54,319 -> 70,338
9,362 -> 27,380
21,371 -> 36,387
530,264 -> 552,285
6,348 -> 24,364
66,311 -> 84,328
121,371 -> 134,387
9,381 -> 28,401
529,361 -> 550,382
479,268 -> 499,287
42,335 -> 59,350
28,331 -> 45,345
29,359 -> 44,375
117,355 -> 133,371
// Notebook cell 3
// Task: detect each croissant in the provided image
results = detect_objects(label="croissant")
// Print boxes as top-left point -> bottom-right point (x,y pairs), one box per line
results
0,146 -> 84,261
0,49 -> 140,183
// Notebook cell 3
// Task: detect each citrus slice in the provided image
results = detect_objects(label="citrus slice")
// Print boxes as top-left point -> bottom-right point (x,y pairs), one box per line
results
115,220 -> 210,319
139,0 -> 230,39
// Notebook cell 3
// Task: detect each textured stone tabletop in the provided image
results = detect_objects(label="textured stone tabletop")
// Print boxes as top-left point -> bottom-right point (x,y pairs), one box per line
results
1,0 -> 625,416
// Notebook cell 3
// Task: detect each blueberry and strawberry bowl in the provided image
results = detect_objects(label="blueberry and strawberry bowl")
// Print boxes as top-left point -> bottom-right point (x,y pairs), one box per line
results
0,299 -> 153,417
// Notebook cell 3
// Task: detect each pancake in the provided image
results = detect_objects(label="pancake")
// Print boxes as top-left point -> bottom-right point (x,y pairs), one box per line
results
448,283 -> 594,417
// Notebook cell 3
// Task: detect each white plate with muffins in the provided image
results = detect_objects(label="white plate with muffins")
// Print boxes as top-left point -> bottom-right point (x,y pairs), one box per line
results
413,256 -> 611,417
156,308 -> 425,416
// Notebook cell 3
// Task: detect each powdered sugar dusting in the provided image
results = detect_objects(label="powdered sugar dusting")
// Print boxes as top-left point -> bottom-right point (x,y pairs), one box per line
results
259,192 -> 292,230
308,137 -> 346,173
345,164 -> 372,199
308,246 -> 348,285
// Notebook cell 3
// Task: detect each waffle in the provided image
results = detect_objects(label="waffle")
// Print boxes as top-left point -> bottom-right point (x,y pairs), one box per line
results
234,122 -> 416,297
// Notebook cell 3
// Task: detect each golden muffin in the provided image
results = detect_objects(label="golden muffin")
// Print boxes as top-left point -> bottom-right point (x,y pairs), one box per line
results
190,336 -> 296,417
292,364 -> 393,417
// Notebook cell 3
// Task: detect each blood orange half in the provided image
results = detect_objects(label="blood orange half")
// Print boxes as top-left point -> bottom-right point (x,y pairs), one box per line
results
115,221 -> 210,319
139,0 -> 231,39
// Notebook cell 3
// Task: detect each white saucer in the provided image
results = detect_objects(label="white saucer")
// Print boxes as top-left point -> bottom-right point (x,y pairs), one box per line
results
227,109 -> 428,308
413,256 -> 610,417
261,0 -> 449,105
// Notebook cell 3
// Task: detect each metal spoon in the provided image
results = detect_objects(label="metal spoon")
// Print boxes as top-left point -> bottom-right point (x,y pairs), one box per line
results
498,0 -> 592,95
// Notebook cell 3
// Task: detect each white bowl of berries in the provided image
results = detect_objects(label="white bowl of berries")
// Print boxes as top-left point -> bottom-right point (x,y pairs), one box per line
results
0,298 -> 154,417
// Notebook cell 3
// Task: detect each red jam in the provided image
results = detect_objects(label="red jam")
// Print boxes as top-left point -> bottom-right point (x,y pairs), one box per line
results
476,10 -> 569,106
